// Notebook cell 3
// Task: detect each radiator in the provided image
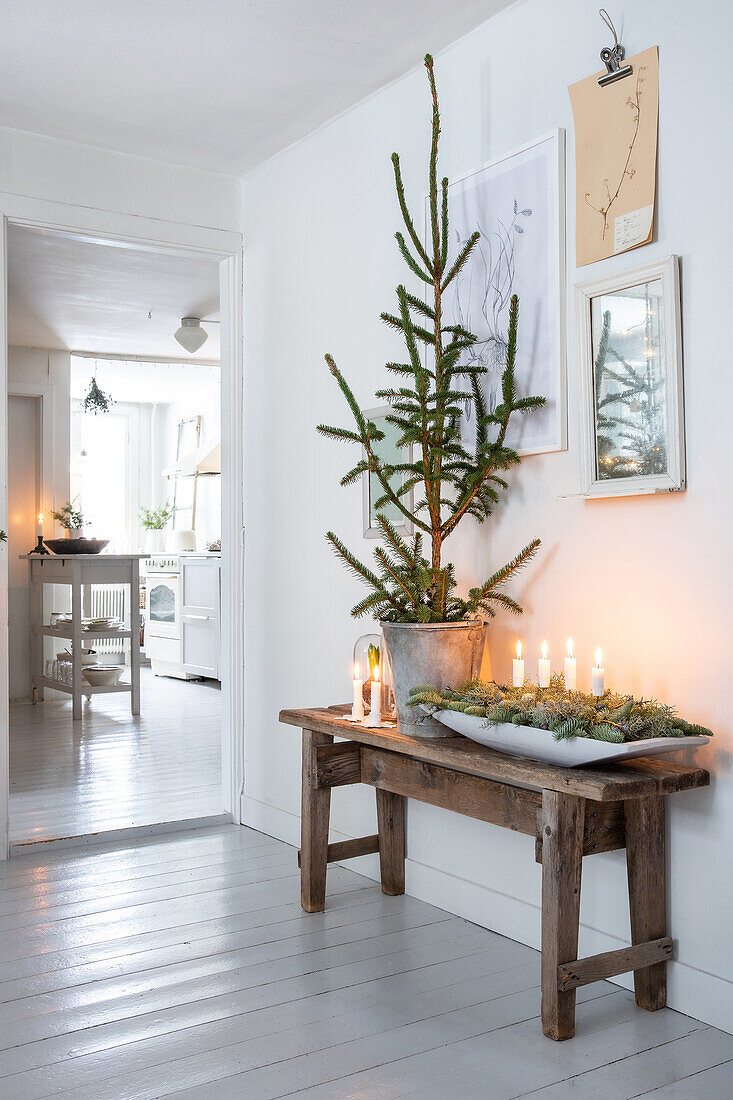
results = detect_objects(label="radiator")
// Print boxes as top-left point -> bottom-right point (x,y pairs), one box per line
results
88,585 -> 127,656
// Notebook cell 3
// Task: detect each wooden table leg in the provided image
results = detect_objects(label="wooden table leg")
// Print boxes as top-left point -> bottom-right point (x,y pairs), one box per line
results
29,566 -> 44,701
376,789 -> 405,896
540,789 -> 585,1040
129,559 -> 141,716
625,795 -> 667,1011
71,561 -> 83,721
300,727 -> 334,913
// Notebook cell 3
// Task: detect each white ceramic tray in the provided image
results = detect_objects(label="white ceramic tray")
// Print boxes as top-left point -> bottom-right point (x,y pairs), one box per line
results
428,708 -> 711,767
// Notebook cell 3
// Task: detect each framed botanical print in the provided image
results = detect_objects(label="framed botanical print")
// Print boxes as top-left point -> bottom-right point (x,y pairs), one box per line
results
575,255 -> 685,498
361,406 -> 413,539
434,130 -> 567,456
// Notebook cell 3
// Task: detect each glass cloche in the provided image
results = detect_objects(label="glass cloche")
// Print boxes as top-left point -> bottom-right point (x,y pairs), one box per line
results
353,631 -> 395,717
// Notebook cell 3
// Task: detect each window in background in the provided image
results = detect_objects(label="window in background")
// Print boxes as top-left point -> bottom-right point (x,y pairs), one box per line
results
71,404 -> 139,552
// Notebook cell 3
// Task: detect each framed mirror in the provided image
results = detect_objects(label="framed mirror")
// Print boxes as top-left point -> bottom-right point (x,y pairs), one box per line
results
575,256 -> 685,498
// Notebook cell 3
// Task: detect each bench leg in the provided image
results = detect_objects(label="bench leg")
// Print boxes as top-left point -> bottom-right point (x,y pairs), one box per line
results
625,795 -> 667,1011
300,728 -> 333,913
376,789 -> 405,896
541,790 -> 585,1040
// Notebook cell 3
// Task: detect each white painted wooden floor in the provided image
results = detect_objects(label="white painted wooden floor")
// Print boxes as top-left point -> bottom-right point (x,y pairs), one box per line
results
9,669 -> 224,849
0,824 -> 730,1099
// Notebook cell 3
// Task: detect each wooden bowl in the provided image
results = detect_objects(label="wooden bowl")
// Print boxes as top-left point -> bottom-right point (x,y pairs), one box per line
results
44,538 -> 109,555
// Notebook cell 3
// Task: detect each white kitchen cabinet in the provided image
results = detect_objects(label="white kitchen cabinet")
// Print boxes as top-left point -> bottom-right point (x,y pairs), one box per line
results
181,555 -> 221,679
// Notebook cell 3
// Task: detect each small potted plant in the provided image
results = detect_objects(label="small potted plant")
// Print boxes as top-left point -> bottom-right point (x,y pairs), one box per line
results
139,502 -> 175,553
318,56 -> 545,737
51,500 -> 85,539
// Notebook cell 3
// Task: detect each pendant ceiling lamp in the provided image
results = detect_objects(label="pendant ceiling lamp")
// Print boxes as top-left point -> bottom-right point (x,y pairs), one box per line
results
174,316 -> 208,353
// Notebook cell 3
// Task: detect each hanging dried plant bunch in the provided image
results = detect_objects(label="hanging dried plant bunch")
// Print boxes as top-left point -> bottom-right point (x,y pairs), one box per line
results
82,376 -> 114,414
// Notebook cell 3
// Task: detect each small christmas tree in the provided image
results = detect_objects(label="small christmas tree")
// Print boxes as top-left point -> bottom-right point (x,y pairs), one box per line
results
318,55 -> 545,623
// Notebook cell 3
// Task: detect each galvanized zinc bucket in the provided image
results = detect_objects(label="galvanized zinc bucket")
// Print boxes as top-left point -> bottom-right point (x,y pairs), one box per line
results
381,619 -> 484,738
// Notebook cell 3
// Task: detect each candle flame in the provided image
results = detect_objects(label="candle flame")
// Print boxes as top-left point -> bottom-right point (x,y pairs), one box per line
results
566,637 -> 574,658
373,664 -> 380,683
354,662 -> 360,680
595,647 -> 603,668
541,640 -> 548,660
516,640 -> 522,660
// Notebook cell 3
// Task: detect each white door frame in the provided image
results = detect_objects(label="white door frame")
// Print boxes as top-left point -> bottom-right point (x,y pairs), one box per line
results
6,381 -> 55,526
0,196 -> 244,858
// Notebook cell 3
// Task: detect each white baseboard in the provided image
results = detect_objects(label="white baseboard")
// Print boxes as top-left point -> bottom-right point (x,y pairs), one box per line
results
240,794 -> 732,1036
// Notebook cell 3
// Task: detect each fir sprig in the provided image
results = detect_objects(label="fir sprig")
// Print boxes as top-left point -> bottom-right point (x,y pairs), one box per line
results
408,673 -> 714,743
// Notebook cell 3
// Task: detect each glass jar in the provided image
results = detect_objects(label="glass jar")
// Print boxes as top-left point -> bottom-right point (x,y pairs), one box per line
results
353,631 -> 395,718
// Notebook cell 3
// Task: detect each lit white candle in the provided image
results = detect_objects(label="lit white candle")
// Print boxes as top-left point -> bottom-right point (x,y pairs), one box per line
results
512,640 -> 525,687
37,512 -> 43,537
592,648 -> 605,697
564,637 -> 577,691
538,640 -> 551,689
367,664 -> 382,727
351,662 -> 364,722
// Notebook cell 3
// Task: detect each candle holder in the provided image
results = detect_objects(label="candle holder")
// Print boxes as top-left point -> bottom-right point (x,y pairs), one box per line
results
28,535 -> 50,555
353,631 -> 396,720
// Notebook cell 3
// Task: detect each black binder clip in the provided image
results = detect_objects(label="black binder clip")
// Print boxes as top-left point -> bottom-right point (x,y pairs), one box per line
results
598,9 -> 633,86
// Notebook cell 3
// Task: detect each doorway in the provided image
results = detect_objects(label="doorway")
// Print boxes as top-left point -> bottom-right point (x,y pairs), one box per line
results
7,394 -> 40,702
0,216 -> 244,856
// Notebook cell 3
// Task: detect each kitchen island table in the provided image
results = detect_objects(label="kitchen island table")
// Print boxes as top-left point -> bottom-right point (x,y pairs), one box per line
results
22,553 -> 148,720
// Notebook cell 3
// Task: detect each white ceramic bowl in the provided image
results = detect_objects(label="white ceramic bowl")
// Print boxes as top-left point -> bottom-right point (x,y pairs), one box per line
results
60,649 -> 98,667
82,666 -> 124,687
424,708 -> 711,767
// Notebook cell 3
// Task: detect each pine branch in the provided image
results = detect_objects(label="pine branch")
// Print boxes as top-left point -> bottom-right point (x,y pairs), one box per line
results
316,424 -> 362,444
440,176 -> 449,271
376,513 -> 414,565
395,232 -> 433,285
441,231 -> 480,290
390,151 -> 433,273
425,54 -> 441,274
325,532 -> 382,590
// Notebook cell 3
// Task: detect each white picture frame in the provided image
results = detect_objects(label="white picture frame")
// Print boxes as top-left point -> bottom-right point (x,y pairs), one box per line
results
362,406 -> 413,539
433,130 -> 567,456
575,255 -> 685,499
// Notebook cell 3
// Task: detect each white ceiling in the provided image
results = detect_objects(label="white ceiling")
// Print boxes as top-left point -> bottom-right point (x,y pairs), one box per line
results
8,225 -> 221,360
0,0 -> 513,175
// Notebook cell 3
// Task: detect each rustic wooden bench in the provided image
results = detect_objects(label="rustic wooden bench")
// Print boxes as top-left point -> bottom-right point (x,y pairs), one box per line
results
279,705 -> 709,1040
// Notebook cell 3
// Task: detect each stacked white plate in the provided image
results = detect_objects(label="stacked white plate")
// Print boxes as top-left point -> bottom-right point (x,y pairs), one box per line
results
82,617 -> 124,632
51,615 -> 124,633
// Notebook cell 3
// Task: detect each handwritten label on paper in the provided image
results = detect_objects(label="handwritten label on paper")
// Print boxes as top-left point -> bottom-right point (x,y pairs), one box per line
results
569,47 -> 658,266
614,204 -> 654,253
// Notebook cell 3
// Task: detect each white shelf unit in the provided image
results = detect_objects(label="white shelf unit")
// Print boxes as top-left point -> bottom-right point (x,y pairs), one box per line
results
22,553 -> 148,721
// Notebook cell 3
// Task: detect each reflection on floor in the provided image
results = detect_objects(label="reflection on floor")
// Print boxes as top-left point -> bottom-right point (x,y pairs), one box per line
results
0,824 -> 731,1097
9,667 -> 224,849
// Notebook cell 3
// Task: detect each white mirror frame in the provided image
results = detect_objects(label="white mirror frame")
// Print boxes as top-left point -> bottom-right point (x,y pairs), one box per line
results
361,406 -> 414,539
575,255 -> 686,499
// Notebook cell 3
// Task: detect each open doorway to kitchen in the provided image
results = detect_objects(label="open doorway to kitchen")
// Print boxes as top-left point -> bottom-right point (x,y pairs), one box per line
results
4,223 -> 241,852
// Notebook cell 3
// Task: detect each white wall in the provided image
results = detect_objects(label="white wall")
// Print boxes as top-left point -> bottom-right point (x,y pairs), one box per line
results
241,0 -> 733,1033
0,125 -> 239,231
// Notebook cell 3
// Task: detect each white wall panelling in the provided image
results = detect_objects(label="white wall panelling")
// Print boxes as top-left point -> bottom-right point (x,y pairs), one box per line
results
241,0 -> 732,1035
